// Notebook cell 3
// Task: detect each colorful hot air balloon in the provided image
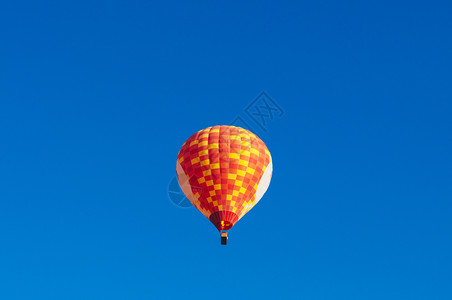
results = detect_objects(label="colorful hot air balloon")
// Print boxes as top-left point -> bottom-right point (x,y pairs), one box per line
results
176,125 -> 272,244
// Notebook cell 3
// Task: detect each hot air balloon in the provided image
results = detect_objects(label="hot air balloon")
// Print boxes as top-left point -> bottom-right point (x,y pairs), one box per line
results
176,125 -> 272,245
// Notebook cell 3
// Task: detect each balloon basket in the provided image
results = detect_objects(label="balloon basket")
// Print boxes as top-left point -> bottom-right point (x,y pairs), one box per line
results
220,232 -> 228,245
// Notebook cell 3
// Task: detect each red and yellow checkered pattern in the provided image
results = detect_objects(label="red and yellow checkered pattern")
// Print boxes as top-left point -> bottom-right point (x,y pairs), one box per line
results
176,125 -> 272,231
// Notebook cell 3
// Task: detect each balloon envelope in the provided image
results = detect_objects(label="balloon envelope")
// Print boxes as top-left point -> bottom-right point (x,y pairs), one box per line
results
176,125 -> 272,231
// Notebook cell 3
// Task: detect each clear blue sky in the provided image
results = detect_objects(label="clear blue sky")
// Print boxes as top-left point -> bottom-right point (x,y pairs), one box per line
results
1,1 -> 451,299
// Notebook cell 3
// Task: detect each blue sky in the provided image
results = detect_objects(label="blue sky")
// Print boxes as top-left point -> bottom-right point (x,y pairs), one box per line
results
1,0 -> 451,299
